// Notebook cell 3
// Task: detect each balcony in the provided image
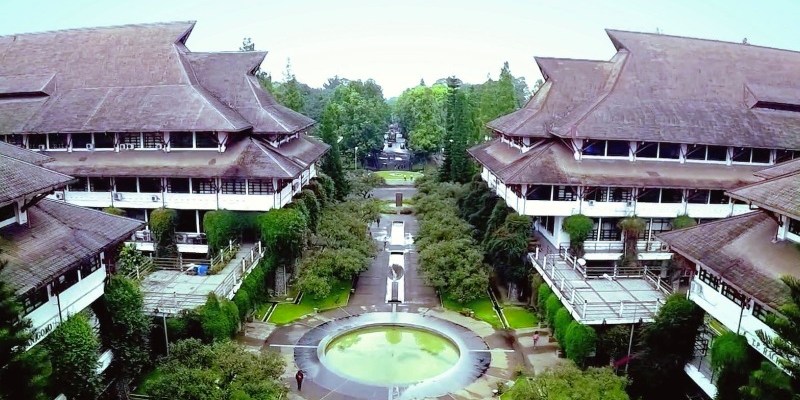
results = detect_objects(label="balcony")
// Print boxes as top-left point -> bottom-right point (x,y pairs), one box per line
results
559,241 -> 672,261
529,247 -> 669,325
25,266 -> 108,349
129,230 -> 208,254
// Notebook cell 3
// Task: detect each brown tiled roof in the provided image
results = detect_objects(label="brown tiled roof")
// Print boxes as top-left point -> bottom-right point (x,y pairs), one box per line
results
0,199 -> 143,295
468,139 -> 762,189
658,211 -> 800,309
490,30 -> 800,149
727,168 -> 800,220
0,153 -> 74,206
46,136 -> 328,179
0,21 -> 314,135
0,141 -> 52,165
755,158 -> 800,179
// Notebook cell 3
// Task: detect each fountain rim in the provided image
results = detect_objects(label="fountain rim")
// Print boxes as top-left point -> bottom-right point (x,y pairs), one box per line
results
316,322 -> 463,386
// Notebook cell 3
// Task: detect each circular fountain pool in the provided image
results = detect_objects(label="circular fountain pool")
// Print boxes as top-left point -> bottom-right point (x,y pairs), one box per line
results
323,325 -> 460,385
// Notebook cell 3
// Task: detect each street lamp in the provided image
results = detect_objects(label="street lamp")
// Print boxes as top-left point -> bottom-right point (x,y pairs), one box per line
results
354,146 -> 358,169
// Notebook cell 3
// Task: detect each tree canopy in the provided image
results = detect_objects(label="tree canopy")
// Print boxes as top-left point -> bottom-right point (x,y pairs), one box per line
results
504,364 -> 629,400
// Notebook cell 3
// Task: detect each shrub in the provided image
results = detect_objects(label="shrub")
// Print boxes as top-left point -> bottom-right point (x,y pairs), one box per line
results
297,189 -> 320,233
203,210 -> 240,253
46,313 -> 102,399
671,214 -> 697,230
198,294 -> 240,342
150,208 -> 178,257
711,332 -> 751,400
565,321 -> 597,366
315,173 -> 336,201
537,283 -> 552,312
400,207 -> 414,215
102,207 -> 125,216
306,180 -> 328,207
257,208 -> 307,264
545,294 -> 562,328
562,214 -> 593,256
554,307 -> 573,344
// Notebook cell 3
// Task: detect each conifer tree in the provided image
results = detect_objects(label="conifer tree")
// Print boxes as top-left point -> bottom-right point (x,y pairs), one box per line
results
318,104 -> 349,199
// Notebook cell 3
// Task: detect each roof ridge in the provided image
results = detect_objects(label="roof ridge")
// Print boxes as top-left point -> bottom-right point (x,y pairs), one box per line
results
605,28 -> 800,56
0,20 -> 196,39
497,141 -> 554,176
39,198 -> 145,225
0,153 -> 73,180
250,139 -> 296,177
659,210 -> 765,236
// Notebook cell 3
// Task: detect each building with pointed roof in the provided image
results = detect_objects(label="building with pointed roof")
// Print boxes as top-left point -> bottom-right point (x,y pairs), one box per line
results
0,21 -> 327,254
471,30 -> 800,326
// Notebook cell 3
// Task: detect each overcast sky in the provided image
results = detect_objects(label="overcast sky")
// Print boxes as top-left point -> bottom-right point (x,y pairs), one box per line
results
2,0 -> 800,97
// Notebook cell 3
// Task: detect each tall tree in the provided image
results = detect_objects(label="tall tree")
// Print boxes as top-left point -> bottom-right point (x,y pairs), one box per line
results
46,313 -> 102,400
326,80 -> 390,161
239,37 -> 254,52
0,250 -> 50,400
105,276 -> 151,398
275,59 -> 305,113
394,83 -> 447,156
504,364 -> 629,400
440,77 -> 474,183
318,103 -> 349,199
756,275 -> 800,395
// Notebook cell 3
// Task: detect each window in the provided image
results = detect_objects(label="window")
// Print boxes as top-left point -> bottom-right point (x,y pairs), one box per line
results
698,268 -> 720,290
553,186 -> 578,201
192,179 -> 217,194
124,208 -> 146,221
775,149 -> 800,163
609,187 -> 633,202
659,143 -> 681,159
142,133 -> 163,149
175,210 -> 198,232
119,133 -> 141,148
721,283 -> 747,307
508,185 -> 523,197
648,218 -> 671,238
1,134 -> 24,146
28,134 -> 46,150
170,132 -> 193,149
707,146 -> 728,161
114,177 -> 137,192
582,140 -> 605,156
583,187 -> 608,202
661,189 -> 683,203
686,144 -> 728,162
539,215 -> 555,234
21,287 -> 49,315
606,140 -> 629,157
706,190 -> 726,204
72,133 -> 92,149
79,255 -> 101,278
94,132 -> 115,149
89,177 -> 112,192
0,203 -> 15,222
733,147 -> 772,164
789,218 -> 800,236
637,188 -> 660,203
166,178 -> 190,193
68,177 -> 88,192
221,179 -> 246,194
599,218 -> 621,241
47,133 -> 68,149
752,303 -> 772,323
195,132 -> 217,149
248,179 -> 275,195
687,189 -> 710,204
636,142 -> 659,158
53,269 -> 80,295
138,178 -> 162,193
526,185 -> 553,201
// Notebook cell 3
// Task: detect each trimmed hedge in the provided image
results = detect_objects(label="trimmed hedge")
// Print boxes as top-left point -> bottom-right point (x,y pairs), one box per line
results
231,256 -> 275,319
537,283 -> 552,312
150,208 -> 178,257
198,293 -> 239,342
545,294 -> 562,328
554,307 -> 573,344
565,321 -> 597,366
562,213 -> 593,256
672,214 -> 697,230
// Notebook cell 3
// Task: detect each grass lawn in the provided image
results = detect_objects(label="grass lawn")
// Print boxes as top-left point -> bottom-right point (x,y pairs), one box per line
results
442,293 -> 503,329
255,302 -> 274,321
133,368 -> 164,394
375,170 -> 423,183
268,280 -> 351,325
502,306 -> 539,329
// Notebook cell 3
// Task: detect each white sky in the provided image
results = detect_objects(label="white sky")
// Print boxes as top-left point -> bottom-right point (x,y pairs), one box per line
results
2,0 -> 800,97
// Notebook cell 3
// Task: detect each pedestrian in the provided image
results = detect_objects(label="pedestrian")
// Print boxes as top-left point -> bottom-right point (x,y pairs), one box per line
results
383,240 -> 388,250
376,217 -> 380,227
533,331 -> 540,348
295,369 -> 304,391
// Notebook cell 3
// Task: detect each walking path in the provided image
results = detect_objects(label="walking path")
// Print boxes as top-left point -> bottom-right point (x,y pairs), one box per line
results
259,186 -> 559,399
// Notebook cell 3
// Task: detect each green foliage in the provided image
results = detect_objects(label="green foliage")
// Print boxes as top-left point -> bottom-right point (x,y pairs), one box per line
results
394,83 -> 447,155
104,276 -> 151,394
102,206 -> 125,216
504,364 -> 629,400
484,213 -> 531,282
596,324 -> 633,362
230,256 -> 274,320
536,283 -> 552,313
150,208 -> 178,258
562,214 -> 594,256
318,104 -> 350,200
760,276 -> 800,385
274,61 -> 305,112
306,180 -> 329,207
145,339 -> 286,400
297,190 -> 320,232
346,170 -> 386,198
197,294 -> 240,342
439,77 -> 476,183
711,332 -> 750,372
545,294 -> 562,328
618,216 -> 646,267
203,210 -> 241,253
116,244 -> 150,278
45,313 -> 101,400
565,322 -> 597,367
257,208 -> 307,264
627,294 -> 704,399
672,214 -> 698,230
0,249 -> 50,400
315,174 -> 337,203
740,361 -> 794,400
326,80 -> 390,166
554,307 -> 573,344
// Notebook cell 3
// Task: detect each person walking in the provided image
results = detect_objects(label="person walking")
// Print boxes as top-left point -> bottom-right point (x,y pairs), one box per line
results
383,240 -> 388,250
533,331 -> 540,349
376,217 -> 380,227
295,369 -> 304,391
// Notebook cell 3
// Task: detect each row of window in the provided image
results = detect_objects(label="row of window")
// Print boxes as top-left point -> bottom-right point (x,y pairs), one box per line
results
68,177 -> 279,195
19,254 -> 102,315
698,268 -> 771,324
522,185 -> 733,205
0,132 -> 219,151
579,140 -> 800,164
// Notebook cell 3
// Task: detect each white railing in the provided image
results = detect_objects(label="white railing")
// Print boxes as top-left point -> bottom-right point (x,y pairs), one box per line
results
131,230 -> 207,245
560,241 -> 666,254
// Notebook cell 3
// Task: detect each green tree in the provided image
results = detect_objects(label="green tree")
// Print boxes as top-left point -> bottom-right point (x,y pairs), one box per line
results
440,77 -> 476,183
46,313 -> 101,400
562,214 -> 594,257
504,364 -> 629,400
150,208 -> 178,258
711,332 -> 753,400
275,60 -> 305,113
115,244 -> 150,278
346,170 -> 386,199
757,276 -> 800,395
327,80 -> 390,161
0,250 -> 50,400
394,83 -> 447,155
740,361 -> 794,400
483,213 -> 531,283
257,208 -> 308,265
318,104 -> 349,200
104,276 -> 151,397
239,37 -> 254,52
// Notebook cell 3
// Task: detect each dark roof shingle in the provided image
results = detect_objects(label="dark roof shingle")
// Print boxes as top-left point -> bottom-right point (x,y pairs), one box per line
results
0,153 -> 73,205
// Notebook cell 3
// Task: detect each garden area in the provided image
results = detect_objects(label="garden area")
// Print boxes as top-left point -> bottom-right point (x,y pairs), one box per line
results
374,170 -> 423,184
268,280 -> 352,325
442,294 -> 502,329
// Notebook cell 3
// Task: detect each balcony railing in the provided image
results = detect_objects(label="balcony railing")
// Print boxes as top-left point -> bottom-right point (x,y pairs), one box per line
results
560,241 -> 667,254
131,230 -> 207,245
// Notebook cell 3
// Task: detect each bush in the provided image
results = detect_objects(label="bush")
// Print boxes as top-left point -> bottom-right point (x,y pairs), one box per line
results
562,214 -> 593,256
257,208 -> 308,264
198,294 -> 240,342
297,189 -> 320,233
671,214 -> 697,230
545,294 -> 562,328
554,307 -> 573,344
565,321 -> 597,366
150,208 -> 178,257
306,180 -> 329,207
315,173 -> 336,201
400,207 -> 414,215
537,283 -> 552,312
102,207 -> 125,216
46,313 -> 102,399
203,210 -> 240,253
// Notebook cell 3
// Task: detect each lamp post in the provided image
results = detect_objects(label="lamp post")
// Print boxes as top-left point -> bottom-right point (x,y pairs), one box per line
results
354,146 -> 358,169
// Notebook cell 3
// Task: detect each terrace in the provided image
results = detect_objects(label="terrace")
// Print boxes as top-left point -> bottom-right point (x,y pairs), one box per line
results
529,247 -> 670,324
